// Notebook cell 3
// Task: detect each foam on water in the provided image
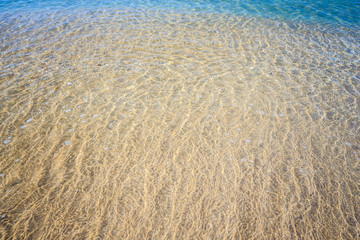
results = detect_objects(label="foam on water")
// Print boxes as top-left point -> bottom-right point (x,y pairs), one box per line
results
0,4 -> 359,240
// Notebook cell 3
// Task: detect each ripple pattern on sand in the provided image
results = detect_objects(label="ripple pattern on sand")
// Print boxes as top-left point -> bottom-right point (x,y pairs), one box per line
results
0,10 -> 359,239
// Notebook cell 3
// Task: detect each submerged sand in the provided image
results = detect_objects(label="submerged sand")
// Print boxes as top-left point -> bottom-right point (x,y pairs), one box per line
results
0,10 -> 359,239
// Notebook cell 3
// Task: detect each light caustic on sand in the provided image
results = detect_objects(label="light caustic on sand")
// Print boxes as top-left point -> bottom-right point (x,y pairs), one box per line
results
0,10 -> 360,239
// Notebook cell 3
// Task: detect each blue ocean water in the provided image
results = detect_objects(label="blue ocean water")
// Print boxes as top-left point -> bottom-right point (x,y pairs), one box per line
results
1,0 -> 360,27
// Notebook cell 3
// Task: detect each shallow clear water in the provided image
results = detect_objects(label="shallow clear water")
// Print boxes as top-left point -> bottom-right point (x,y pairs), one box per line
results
1,0 -> 360,26
1,1 -> 360,239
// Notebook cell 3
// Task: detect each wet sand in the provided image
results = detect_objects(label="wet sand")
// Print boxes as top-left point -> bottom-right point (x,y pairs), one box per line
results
1,10 -> 360,239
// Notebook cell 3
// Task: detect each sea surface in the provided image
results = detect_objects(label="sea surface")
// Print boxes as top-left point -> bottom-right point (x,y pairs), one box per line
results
1,0 -> 360,239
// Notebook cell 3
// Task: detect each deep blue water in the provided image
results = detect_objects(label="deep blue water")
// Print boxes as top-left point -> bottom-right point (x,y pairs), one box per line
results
1,0 -> 360,27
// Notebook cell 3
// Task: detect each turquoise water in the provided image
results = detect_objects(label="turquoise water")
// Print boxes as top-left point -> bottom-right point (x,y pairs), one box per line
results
1,0 -> 360,27
1,0 -> 360,239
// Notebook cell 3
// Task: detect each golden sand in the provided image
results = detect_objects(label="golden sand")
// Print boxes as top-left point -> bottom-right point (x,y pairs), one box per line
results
0,10 -> 359,239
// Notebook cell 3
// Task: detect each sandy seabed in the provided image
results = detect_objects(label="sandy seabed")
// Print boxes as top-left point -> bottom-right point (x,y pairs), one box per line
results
0,10 -> 360,239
